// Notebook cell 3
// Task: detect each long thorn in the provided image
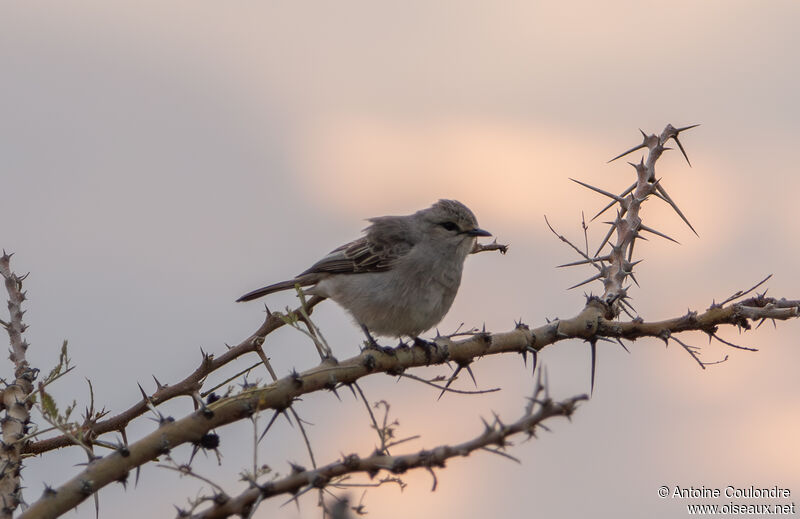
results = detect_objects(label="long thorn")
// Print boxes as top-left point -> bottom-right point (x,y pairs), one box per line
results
667,122 -> 700,164
258,410 -> 282,443
654,183 -> 698,236
591,182 -> 636,221
464,365 -> 478,388
619,296 -> 637,314
556,255 -> 611,268
568,272 -> 603,290
594,222 -> 618,257
638,224 -> 680,244
672,135 -> 692,167
570,178 -> 626,202
608,143 -> 646,163
437,365 -> 463,400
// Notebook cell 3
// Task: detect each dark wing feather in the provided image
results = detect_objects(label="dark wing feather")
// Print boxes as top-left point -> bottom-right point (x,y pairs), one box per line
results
300,217 -> 416,276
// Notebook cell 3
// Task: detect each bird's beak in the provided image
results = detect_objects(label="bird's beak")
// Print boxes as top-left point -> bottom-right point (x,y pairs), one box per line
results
465,227 -> 491,237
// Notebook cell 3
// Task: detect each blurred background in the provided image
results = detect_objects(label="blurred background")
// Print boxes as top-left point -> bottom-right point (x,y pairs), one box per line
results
2,1 -> 799,517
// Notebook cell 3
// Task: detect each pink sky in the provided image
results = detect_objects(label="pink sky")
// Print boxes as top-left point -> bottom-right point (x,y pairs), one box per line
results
2,2 -> 798,518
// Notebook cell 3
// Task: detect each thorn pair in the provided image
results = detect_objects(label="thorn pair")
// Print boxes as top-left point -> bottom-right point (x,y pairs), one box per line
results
607,124 -> 698,166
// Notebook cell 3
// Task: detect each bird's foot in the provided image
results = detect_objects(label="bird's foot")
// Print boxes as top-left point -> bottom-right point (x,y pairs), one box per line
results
360,326 -> 396,356
362,342 -> 397,356
413,336 -> 438,364
360,325 -> 380,349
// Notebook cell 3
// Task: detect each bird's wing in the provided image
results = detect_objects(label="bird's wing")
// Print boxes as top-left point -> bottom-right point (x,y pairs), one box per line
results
300,217 -> 416,276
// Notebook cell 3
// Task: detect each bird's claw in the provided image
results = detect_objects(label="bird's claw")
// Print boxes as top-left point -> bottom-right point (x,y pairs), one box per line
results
413,336 -> 438,364
360,335 -> 396,356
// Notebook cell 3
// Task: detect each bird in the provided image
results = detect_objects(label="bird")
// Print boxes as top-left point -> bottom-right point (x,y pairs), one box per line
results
237,199 -> 491,343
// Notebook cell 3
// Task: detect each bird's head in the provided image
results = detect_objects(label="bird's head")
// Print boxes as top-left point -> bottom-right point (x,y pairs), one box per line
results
419,199 -> 491,254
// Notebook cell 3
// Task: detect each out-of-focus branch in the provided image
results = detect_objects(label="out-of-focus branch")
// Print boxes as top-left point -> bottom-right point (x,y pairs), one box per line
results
19,288 -> 800,519
0,252 -> 37,517
188,377 -> 586,519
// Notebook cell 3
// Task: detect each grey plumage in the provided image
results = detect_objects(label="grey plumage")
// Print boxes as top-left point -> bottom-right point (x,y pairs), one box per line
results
237,199 -> 490,338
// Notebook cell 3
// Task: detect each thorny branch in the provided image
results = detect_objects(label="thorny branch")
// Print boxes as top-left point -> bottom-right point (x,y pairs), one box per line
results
593,124 -> 700,312
0,252 -> 37,518
551,124 -> 755,378
23,297 -> 325,456
187,374 -> 585,519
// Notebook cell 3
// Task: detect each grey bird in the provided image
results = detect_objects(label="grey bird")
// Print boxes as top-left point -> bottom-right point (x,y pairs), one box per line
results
237,199 -> 491,342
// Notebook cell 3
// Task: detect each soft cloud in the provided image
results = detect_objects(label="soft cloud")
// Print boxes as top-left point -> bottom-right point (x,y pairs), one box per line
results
294,116 -> 738,240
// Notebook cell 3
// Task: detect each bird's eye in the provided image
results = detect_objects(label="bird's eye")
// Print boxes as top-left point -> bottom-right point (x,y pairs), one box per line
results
439,221 -> 459,232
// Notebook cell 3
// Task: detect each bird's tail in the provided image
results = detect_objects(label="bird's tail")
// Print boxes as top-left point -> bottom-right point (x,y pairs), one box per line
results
236,278 -> 309,302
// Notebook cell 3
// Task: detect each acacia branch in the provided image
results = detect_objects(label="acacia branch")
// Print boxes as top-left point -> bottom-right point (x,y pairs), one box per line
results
555,124 -> 702,376
0,252 -> 37,517
599,124 -> 698,311
23,298 -> 324,456
188,378 -> 586,518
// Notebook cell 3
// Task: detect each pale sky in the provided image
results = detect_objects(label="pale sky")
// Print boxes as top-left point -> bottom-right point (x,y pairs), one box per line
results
2,2 -> 799,518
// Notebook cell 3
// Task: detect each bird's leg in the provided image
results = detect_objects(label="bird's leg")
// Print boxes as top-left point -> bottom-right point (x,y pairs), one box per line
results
393,338 -> 413,355
413,336 -> 437,348
413,336 -> 438,364
359,325 -> 397,356
360,324 -> 382,349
